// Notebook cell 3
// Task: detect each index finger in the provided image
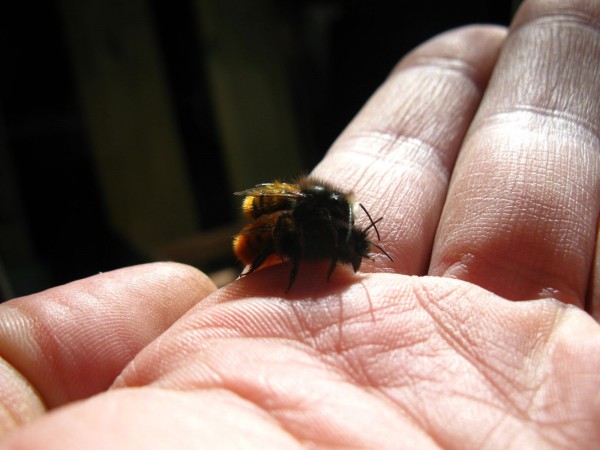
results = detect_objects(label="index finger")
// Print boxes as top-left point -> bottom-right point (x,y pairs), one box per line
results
312,25 -> 507,275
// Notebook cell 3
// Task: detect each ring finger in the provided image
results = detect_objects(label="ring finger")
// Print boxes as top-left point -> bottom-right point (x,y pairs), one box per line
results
429,0 -> 600,308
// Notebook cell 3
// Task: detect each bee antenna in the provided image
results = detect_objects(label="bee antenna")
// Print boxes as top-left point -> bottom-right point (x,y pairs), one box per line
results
359,203 -> 382,241
346,202 -> 353,242
369,241 -> 394,262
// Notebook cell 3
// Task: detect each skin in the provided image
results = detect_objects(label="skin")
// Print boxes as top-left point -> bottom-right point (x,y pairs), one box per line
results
1,0 -> 599,448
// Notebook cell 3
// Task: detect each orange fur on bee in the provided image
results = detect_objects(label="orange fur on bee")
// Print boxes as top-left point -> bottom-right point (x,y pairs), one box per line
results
239,181 -> 302,219
233,213 -> 283,266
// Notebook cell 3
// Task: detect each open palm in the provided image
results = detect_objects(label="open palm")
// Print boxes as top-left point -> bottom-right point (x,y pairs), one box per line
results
2,0 -> 599,448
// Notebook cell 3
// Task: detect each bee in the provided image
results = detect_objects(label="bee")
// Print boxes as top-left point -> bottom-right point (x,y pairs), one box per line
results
232,176 -> 393,291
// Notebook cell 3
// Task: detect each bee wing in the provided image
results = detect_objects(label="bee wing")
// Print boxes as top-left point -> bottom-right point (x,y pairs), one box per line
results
234,183 -> 306,198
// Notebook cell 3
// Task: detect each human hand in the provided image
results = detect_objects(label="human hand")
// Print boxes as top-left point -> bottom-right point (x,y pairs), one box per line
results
2,0 -> 599,448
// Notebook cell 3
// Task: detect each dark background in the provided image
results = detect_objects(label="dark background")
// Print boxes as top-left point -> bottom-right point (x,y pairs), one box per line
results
0,0 -> 516,299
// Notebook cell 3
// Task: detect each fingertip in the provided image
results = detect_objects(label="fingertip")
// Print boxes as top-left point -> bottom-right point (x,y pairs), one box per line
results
394,24 -> 508,89
511,0 -> 600,31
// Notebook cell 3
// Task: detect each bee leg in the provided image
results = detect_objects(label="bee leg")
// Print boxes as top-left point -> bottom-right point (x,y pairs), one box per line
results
241,248 -> 273,277
327,257 -> 338,280
326,222 -> 340,280
286,258 -> 300,292
273,212 -> 289,263
283,224 -> 303,292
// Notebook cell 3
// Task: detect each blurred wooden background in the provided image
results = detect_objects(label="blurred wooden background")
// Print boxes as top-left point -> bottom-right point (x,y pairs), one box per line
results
0,0 -> 514,299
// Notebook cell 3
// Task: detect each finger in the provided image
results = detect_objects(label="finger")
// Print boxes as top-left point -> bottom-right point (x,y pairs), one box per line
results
2,388 -> 304,450
429,0 -> 600,307
589,234 -> 599,321
0,263 -> 215,432
312,25 -> 507,275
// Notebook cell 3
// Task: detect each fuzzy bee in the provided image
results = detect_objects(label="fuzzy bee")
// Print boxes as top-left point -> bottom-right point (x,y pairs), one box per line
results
233,176 -> 393,291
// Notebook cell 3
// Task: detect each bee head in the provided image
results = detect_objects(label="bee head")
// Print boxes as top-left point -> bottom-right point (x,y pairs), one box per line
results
346,228 -> 371,272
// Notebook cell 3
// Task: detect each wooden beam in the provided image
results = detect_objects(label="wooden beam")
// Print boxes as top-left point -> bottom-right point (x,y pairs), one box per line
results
194,0 -> 304,191
59,0 -> 199,252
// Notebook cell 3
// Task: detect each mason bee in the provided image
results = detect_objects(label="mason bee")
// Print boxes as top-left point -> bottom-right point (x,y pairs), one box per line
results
233,176 -> 393,291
